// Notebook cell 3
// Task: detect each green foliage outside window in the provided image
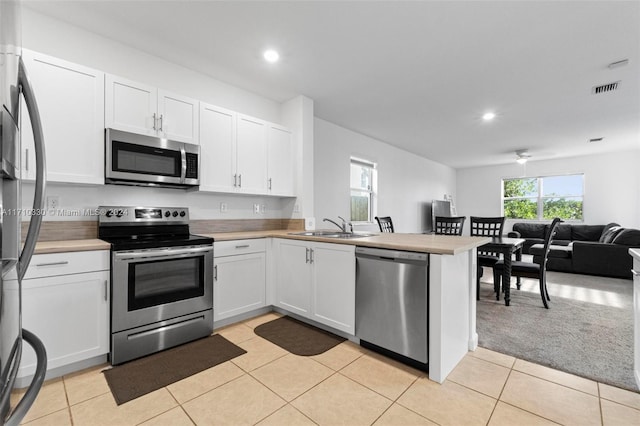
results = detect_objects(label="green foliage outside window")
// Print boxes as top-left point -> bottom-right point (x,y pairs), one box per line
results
503,175 -> 584,220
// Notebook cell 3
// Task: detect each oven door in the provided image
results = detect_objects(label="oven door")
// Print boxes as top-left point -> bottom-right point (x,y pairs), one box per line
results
105,128 -> 187,186
111,244 -> 213,333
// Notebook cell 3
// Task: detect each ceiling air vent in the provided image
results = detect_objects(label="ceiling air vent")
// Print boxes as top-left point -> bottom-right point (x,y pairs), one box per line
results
592,81 -> 620,94
588,137 -> 604,143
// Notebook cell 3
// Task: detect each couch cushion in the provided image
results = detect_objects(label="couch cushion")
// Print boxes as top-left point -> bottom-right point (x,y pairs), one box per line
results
599,226 -> 625,243
554,224 -> 572,241
599,222 -> 622,242
612,229 -> 640,247
513,223 -> 547,239
571,225 -> 605,242
530,244 -> 572,259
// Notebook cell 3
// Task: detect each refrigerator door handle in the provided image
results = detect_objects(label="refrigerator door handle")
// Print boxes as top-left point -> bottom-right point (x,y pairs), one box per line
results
5,329 -> 47,426
17,57 -> 47,281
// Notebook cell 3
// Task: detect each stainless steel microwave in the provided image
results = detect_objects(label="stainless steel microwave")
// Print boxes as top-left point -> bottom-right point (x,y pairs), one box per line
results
105,128 -> 200,188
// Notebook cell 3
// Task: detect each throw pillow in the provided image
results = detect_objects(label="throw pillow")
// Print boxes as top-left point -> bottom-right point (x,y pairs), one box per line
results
599,222 -> 621,242
600,226 -> 624,244
612,229 -> 640,246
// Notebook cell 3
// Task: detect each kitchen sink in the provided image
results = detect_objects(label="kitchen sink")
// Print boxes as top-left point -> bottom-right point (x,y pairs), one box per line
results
289,231 -> 376,239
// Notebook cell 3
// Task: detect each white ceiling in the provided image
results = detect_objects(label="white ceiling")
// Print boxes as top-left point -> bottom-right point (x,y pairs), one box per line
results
24,1 -> 640,169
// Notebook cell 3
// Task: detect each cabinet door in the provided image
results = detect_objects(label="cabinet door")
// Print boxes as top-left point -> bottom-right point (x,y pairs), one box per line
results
21,50 -> 105,184
158,90 -> 199,144
312,242 -> 356,334
214,252 -> 266,321
199,103 -> 236,192
105,75 -> 157,136
19,271 -> 110,378
275,239 -> 311,317
267,125 -> 295,196
236,115 -> 267,194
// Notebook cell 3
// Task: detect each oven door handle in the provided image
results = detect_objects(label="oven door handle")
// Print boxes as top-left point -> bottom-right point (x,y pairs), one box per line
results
114,245 -> 213,260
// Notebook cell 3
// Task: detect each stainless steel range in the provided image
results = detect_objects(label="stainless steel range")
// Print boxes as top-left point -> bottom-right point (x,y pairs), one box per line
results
98,206 -> 214,365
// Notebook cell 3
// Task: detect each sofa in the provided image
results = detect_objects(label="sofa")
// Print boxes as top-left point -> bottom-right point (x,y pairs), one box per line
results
508,222 -> 640,279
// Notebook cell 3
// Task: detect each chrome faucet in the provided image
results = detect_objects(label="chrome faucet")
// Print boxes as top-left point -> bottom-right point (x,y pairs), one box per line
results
323,216 -> 353,233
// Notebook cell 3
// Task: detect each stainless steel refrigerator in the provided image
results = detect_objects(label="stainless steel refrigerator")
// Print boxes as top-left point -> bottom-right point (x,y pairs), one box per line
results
0,1 -> 48,424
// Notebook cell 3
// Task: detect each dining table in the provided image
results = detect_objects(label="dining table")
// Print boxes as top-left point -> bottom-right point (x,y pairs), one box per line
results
479,236 -> 526,306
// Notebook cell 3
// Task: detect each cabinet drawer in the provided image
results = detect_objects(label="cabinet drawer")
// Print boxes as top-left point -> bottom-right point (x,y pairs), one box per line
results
215,239 -> 266,257
23,250 -> 110,279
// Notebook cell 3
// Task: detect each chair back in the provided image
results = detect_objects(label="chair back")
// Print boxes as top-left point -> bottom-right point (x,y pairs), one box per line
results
539,218 -> 563,267
434,216 -> 466,235
470,216 -> 505,237
375,216 -> 394,233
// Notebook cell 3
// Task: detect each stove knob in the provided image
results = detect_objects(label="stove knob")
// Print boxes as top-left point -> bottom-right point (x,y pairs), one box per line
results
179,211 -> 186,217
105,210 -> 113,218
172,210 -> 179,217
115,211 -> 123,218
164,211 -> 171,218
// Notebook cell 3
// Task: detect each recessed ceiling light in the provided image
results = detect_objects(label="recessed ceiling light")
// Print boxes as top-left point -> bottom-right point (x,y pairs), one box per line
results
263,49 -> 279,63
482,112 -> 496,121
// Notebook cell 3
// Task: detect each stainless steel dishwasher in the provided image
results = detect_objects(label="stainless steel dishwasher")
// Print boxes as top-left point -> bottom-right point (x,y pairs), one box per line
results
355,247 -> 429,370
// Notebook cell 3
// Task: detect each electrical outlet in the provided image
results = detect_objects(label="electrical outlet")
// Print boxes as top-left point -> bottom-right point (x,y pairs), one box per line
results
253,203 -> 260,214
47,196 -> 59,210
220,202 -> 227,213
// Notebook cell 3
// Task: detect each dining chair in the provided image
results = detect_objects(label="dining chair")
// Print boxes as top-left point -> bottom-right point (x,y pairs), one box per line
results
434,216 -> 466,235
470,216 -> 505,300
375,216 -> 394,233
493,218 -> 562,309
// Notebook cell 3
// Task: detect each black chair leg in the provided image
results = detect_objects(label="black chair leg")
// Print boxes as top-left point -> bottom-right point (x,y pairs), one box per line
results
476,265 -> 483,301
540,276 -> 549,309
493,270 -> 501,301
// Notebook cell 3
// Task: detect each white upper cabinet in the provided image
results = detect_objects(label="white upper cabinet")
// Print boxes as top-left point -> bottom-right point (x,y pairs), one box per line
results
199,105 -> 295,196
267,124 -> 295,196
199,103 -> 236,192
21,50 -> 105,184
236,114 -> 268,194
105,75 -> 199,144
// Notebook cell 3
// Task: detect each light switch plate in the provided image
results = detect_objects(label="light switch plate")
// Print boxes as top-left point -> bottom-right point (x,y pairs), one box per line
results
304,217 -> 315,230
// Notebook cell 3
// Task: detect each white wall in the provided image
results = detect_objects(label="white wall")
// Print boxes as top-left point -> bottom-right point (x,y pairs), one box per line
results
22,9 -> 282,123
456,149 -> 640,231
314,118 -> 456,233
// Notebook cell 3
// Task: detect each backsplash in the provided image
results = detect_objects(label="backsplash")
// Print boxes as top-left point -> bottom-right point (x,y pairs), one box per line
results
25,219 -> 305,242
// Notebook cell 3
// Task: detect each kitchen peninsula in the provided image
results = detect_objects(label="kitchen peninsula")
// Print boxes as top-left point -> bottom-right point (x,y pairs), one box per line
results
210,230 -> 491,383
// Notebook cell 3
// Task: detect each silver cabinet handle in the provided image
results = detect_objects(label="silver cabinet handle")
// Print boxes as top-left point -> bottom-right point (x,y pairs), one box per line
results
305,247 -> 309,263
35,261 -> 68,267
633,269 -> 640,277
214,264 -> 218,281
233,174 -> 237,187
235,245 -> 250,249
310,248 -> 314,264
152,112 -> 157,130
159,114 -> 164,132
238,174 -> 242,188
104,280 -> 108,301
268,178 -> 272,190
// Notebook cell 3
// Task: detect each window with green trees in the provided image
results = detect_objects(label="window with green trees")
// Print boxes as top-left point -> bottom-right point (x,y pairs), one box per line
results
503,174 -> 584,220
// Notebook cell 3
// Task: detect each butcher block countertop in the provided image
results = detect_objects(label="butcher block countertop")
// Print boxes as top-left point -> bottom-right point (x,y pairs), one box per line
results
34,230 -> 489,256
207,230 -> 490,255
34,239 -> 111,254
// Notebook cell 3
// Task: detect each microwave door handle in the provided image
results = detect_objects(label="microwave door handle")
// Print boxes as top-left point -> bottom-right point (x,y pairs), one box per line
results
18,57 -> 47,281
180,146 -> 187,184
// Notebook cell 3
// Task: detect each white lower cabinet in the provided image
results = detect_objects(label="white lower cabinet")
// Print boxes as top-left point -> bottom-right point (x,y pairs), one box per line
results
19,251 -> 110,380
214,240 -> 266,321
274,239 -> 355,334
